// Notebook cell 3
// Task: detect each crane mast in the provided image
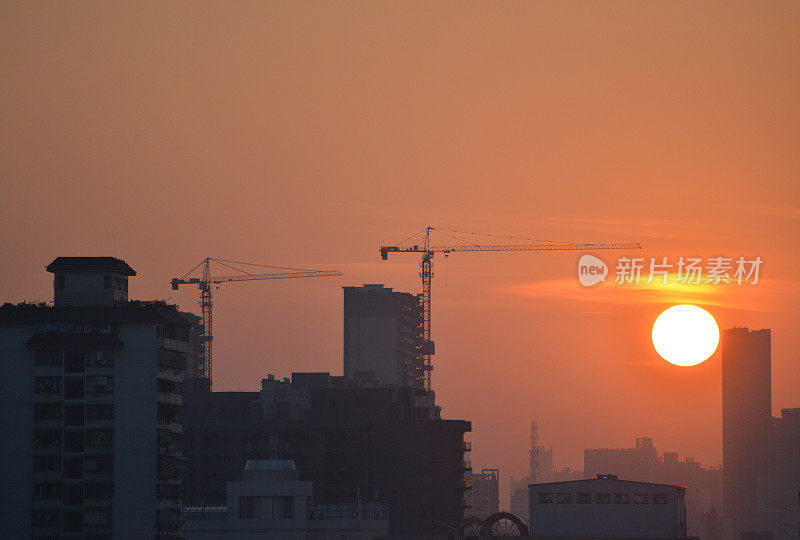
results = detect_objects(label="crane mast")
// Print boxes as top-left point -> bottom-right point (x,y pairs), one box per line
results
381,227 -> 642,391
171,257 -> 342,388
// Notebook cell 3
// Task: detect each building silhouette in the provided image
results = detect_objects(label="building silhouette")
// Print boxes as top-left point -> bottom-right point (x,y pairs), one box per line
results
183,459 -> 388,539
756,407 -> 800,539
0,257 -> 189,538
721,327 -> 772,538
580,438 -> 722,539
465,468 -> 500,520
584,437 -> 659,482
183,373 -> 471,535
343,284 -> 423,388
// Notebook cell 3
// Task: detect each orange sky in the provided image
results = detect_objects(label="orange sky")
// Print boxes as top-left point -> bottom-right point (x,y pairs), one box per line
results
2,1 -> 799,505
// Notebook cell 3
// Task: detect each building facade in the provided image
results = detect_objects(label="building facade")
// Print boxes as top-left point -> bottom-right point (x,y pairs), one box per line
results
721,327 -> 772,538
529,475 -> 687,538
183,373 -> 470,535
465,468 -> 500,520
184,460 -> 388,539
342,284 -> 423,388
584,437 -> 659,482
0,257 -> 189,539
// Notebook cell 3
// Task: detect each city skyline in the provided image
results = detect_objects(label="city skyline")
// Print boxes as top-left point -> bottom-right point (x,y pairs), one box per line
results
2,3 -> 800,536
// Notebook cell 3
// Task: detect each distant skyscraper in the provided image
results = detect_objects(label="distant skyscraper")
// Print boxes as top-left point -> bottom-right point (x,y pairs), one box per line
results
584,437 -> 658,482
342,284 -> 423,388
721,327 -> 771,537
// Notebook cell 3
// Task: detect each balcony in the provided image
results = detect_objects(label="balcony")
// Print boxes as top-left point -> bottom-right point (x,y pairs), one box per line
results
463,460 -> 472,471
158,337 -> 192,354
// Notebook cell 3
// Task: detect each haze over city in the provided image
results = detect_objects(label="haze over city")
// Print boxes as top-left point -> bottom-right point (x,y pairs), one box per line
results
2,1 -> 799,532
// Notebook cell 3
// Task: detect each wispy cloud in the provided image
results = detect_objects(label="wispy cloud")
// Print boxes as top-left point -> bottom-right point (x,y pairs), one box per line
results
496,276 -> 794,314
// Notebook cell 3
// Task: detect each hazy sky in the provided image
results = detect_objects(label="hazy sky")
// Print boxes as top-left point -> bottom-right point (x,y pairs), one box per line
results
2,1 -> 799,504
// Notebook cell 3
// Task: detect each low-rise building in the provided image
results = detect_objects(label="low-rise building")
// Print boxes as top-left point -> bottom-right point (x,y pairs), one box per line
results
529,475 -> 687,538
184,460 -> 388,540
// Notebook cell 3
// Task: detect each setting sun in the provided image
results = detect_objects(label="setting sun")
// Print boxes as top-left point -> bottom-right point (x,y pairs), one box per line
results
652,305 -> 720,366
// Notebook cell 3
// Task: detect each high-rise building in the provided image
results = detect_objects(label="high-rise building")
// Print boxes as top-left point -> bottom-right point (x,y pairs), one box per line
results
0,257 -> 190,539
755,408 -> 800,539
721,327 -> 771,537
465,468 -> 500,520
342,284 -> 423,388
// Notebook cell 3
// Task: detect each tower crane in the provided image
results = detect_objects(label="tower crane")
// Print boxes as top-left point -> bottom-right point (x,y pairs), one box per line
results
171,257 -> 342,388
380,227 -> 642,390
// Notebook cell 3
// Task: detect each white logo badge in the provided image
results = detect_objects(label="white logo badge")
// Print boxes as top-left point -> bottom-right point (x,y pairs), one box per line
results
578,254 -> 608,287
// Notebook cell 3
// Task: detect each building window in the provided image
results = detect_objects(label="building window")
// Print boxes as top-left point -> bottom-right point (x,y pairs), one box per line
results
653,494 -> 668,505
32,510 -> 60,527
64,457 -> 83,479
33,455 -> 62,472
63,510 -> 82,532
64,352 -> 86,373
615,493 -> 630,504
64,431 -> 84,452
239,496 -> 256,519
104,275 -> 112,289
34,377 -> 61,394
33,482 -> 61,500
87,375 -> 112,393
86,429 -> 113,448
64,378 -> 85,400
84,482 -> 114,499
556,493 -> 573,504
35,349 -> 62,366
56,275 -> 65,289
33,430 -> 61,447
633,494 -> 649,504
84,507 -> 111,527
88,350 -> 114,367
62,484 -> 83,506
86,404 -> 114,420
538,493 -> 553,504
595,493 -> 610,504
34,403 -> 62,421
274,496 -> 294,519
577,493 -> 591,504
64,405 -> 84,426
85,455 -> 113,474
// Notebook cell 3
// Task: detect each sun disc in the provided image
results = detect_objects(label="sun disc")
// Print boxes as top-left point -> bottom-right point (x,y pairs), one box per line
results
652,305 -> 719,366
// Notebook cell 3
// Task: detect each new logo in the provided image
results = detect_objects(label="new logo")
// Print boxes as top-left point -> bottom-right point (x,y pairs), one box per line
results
578,254 -> 608,286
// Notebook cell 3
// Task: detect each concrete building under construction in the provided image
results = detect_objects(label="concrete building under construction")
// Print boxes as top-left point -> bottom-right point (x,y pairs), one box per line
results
342,284 -> 424,388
